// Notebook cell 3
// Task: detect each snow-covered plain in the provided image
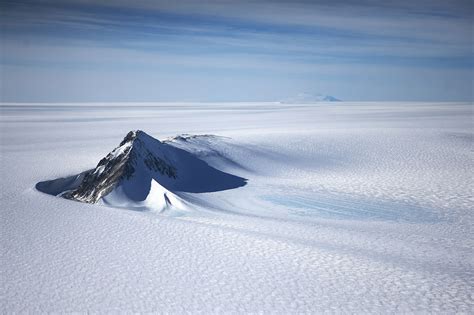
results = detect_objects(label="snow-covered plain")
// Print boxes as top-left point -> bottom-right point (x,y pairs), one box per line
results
1,102 -> 473,313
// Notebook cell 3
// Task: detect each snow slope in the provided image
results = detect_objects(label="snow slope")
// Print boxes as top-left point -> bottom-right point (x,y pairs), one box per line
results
1,102 -> 473,313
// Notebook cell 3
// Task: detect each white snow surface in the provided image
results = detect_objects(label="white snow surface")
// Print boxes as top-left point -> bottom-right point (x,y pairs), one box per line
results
101,179 -> 188,214
1,102 -> 473,313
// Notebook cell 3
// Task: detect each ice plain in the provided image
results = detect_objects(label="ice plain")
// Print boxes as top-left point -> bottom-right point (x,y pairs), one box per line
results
1,102 -> 473,313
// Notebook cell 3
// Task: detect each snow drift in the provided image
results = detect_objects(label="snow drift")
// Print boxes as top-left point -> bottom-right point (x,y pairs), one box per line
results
36,130 -> 247,212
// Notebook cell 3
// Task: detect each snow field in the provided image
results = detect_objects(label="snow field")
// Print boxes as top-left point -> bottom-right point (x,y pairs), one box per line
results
1,102 -> 473,312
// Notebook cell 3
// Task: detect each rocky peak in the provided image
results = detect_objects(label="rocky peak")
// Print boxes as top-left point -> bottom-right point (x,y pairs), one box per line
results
63,130 -> 177,203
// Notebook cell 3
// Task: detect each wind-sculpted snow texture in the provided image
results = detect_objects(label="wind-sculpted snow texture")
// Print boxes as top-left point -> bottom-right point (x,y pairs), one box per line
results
1,102 -> 473,313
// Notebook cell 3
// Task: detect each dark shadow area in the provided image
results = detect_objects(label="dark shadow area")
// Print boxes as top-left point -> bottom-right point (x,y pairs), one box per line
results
154,143 -> 247,193
36,170 -> 91,196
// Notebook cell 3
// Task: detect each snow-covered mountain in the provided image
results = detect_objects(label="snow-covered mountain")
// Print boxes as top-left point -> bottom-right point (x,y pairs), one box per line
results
47,130 -> 246,211
281,93 -> 341,103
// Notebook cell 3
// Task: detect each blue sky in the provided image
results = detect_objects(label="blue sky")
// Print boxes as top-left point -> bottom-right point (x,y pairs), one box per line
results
1,0 -> 472,102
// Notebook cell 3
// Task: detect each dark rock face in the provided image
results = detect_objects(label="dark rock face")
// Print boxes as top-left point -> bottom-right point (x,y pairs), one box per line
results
64,130 -> 177,203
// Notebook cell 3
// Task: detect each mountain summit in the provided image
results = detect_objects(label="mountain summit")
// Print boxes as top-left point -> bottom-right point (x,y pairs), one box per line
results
63,130 -> 177,203
281,93 -> 341,103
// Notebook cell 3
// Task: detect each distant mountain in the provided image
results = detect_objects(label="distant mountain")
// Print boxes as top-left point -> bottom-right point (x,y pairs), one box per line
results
281,93 -> 341,103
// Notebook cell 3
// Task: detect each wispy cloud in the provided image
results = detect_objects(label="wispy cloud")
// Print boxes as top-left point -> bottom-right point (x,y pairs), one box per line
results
1,0 -> 472,101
